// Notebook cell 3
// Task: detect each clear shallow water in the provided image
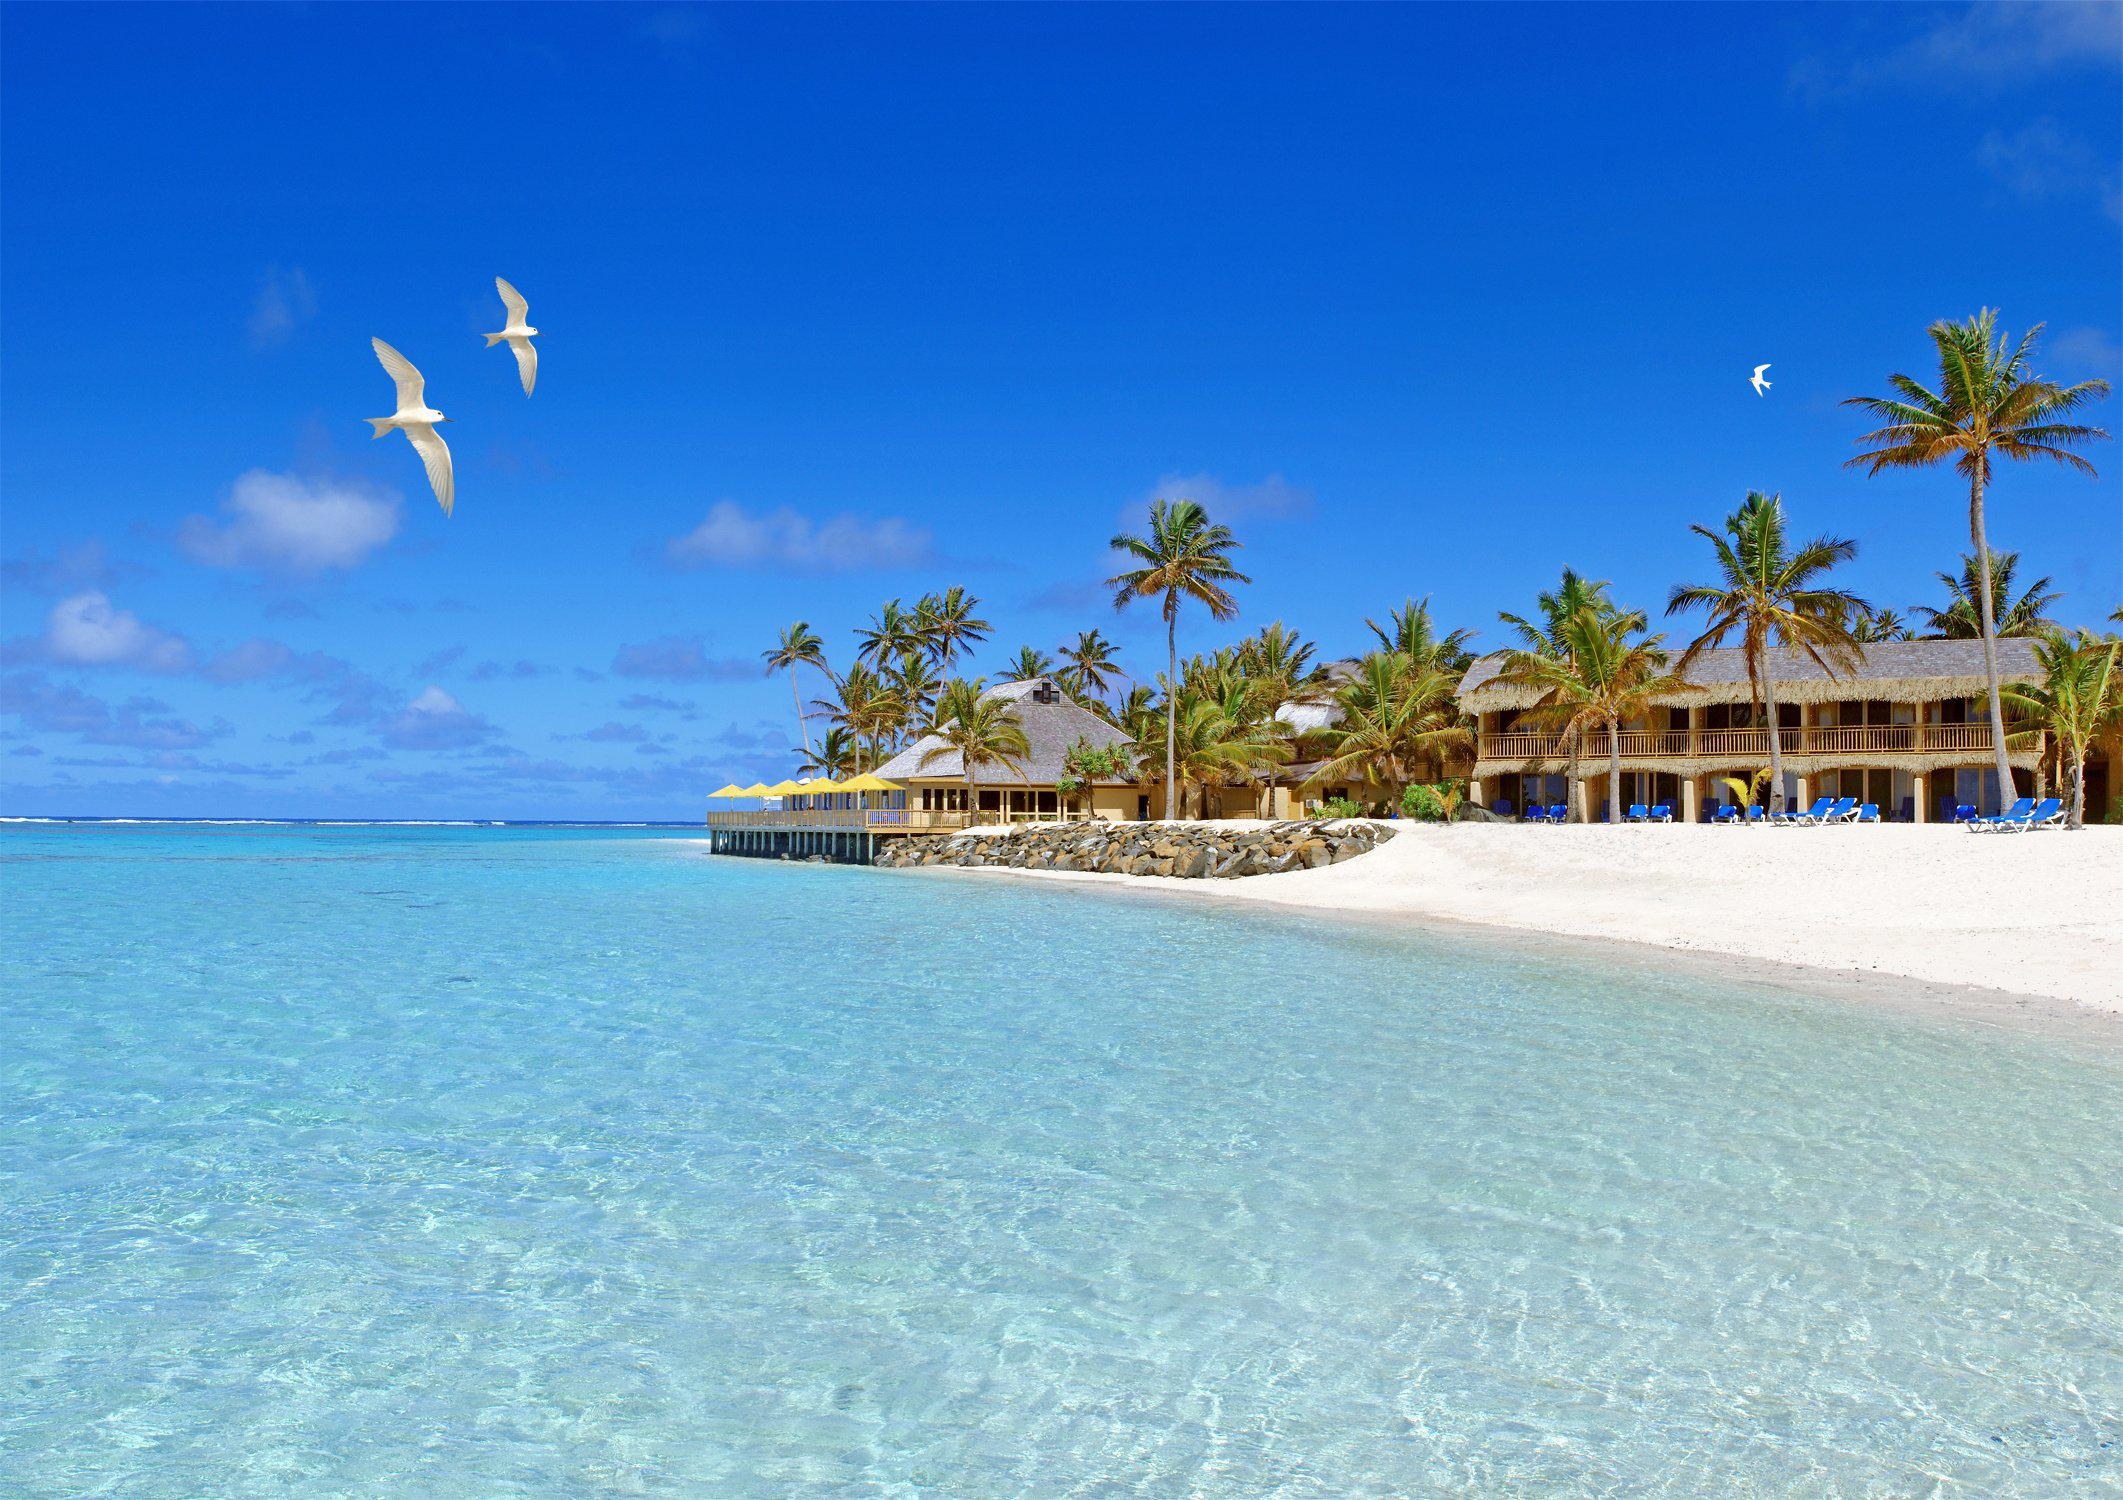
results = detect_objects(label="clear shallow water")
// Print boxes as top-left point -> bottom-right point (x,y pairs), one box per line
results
2,824 -> 2117,1497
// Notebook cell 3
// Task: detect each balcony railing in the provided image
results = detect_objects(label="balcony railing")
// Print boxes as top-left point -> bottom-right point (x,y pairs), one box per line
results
1477,723 -> 1999,762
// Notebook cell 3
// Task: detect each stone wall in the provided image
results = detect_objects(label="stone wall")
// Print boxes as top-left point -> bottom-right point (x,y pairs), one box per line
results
872,819 -> 1394,879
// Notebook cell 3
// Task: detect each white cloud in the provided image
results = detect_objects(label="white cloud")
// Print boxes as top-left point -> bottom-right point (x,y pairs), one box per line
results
41,591 -> 193,673
247,267 -> 316,350
179,470 -> 400,574
2050,326 -> 2122,376
1793,1 -> 2121,99
1136,472 -> 1313,525
380,686 -> 496,751
665,500 -> 933,572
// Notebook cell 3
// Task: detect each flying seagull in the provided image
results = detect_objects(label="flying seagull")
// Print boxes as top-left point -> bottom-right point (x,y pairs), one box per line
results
1750,363 -> 1772,396
486,277 -> 538,396
367,337 -> 455,515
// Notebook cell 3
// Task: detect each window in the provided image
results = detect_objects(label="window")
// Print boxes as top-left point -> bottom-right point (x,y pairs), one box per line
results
1031,681 -> 1059,704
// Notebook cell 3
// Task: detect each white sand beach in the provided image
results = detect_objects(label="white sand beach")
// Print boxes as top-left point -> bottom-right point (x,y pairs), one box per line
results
932,822 -> 2123,1015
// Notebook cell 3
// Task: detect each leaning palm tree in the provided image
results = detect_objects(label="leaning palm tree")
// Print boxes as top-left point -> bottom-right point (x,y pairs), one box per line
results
2003,631 -> 2122,829
814,665 -> 904,773
1109,499 -> 1249,820
1665,492 -> 1868,816
919,691 -> 1030,821
889,652 -> 943,731
854,600 -> 924,670
1497,608 -> 1680,824
763,621 -> 832,757
1846,309 -> 2110,796
1913,550 -> 2062,640
796,727 -> 858,780
1058,628 -> 1125,703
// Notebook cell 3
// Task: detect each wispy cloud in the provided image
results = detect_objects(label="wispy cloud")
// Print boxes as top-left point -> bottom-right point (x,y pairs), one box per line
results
1792,1 -> 2121,100
611,635 -> 756,682
1,670 -> 225,751
2050,326 -> 2123,377
247,266 -> 317,351
180,470 -> 401,574
1133,472 -> 1313,527
0,539 -> 139,597
1976,119 -> 2122,222
379,686 -> 497,751
664,500 -> 934,573
8,590 -> 195,673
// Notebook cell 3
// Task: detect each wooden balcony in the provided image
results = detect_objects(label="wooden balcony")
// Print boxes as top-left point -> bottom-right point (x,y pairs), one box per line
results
1478,723 -> 1999,762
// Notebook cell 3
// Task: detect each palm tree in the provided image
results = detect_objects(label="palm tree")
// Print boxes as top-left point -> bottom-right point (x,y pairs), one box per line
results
1665,492 -> 1868,816
855,599 -> 924,670
2003,631 -> 2122,829
797,727 -> 858,780
1913,551 -> 2062,640
1109,499 -> 1249,820
1846,309 -> 2110,795
919,688 -> 1030,819
1366,596 -> 1476,673
1496,608 -> 1680,824
889,652 -> 942,730
1496,568 -> 1617,821
762,621 -> 832,756
1850,607 -> 1910,643
915,587 -> 992,671
1311,652 -> 1471,807
1058,628 -> 1124,703
814,665 -> 904,772
1006,645 -> 1057,682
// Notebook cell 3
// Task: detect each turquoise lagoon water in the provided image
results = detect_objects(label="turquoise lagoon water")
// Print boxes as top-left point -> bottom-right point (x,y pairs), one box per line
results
2,822 -> 2117,1496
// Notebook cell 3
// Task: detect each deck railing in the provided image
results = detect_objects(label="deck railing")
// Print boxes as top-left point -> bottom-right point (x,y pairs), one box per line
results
706,808 -> 977,832
1478,723 -> 1999,762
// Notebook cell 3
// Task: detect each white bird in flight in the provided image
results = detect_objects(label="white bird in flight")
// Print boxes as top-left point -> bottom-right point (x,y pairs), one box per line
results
367,338 -> 455,515
486,277 -> 538,396
1751,363 -> 1772,396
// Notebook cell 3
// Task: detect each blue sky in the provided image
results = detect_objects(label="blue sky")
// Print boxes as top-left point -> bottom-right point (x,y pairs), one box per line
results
3,1 -> 2118,820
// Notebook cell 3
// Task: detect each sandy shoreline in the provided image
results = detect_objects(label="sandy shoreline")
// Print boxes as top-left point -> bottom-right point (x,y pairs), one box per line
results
816,821 -> 2123,1028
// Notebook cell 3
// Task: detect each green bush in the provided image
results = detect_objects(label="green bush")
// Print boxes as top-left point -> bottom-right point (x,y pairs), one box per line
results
1398,780 -> 1465,822
1319,796 -> 1367,820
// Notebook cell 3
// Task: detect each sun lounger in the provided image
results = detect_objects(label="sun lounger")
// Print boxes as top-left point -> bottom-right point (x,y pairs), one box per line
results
1969,797 -> 2034,833
2021,797 -> 2064,831
1548,803 -> 1568,822
1713,805 -> 1740,824
1854,803 -> 1879,823
1773,795 -> 1833,825
1743,806 -> 1765,825
1816,797 -> 1858,824
1493,799 -> 1515,818
1625,803 -> 1650,823
1524,804 -> 1548,822
1648,803 -> 1673,822
1951,803 -> 1978,824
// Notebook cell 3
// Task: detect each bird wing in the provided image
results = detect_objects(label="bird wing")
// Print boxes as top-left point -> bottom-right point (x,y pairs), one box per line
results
507,335 -> 538,396
495,277 -> 529,325
372,338 -> 427,411
401,422 -> 455,516
1753,364 -> 1770,378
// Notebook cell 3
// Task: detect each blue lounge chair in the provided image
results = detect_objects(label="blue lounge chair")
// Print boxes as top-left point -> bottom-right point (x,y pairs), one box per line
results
1714,805 -> 1740,824
2021,796 -> 2064,831
1524,804 -> 1548,823
1648,803 -> 1673,823
1854,803 -> 1880,824
1625,803 -> 1650,823
1969,797 -> 2034,833
1493,799 -> 1515,818
1549,803 -> 1568,822
1951,803 -> 1979,824
1743,806 -> 1766,825
1816,797 -> 1858,824
1774,796 -> 1834,826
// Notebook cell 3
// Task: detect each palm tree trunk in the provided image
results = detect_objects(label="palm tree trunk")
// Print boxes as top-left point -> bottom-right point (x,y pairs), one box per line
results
1566,731 -> 1583,823
1606,715 -> 1621,823
2069,747 -> 2086,829
1970,472 -> 2016,803
1762,662 -> 1786,817
1164,612 -> 1178,822
788,671 -> 812,756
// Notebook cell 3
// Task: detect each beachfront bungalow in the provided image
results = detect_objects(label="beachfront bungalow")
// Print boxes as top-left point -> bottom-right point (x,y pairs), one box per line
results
872,676 -> 1143,822
1457,637 -> 2113,822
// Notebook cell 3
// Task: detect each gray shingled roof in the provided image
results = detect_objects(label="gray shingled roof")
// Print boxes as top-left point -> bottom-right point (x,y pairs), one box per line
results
873,677 -> 1136,785
1456,637 -> 2043,709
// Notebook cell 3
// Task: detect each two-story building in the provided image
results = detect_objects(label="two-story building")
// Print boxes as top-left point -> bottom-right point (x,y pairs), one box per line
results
1456,637 -> 2107,822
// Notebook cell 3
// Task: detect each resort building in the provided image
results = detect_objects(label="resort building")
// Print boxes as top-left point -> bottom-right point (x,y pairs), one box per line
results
1456,637 -> 2109,822
872,676 -> 1142,821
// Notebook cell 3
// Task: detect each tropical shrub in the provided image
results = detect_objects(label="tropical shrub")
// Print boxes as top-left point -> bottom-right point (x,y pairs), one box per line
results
1319,796 -> 1367,819
1399,780 -> 1463,821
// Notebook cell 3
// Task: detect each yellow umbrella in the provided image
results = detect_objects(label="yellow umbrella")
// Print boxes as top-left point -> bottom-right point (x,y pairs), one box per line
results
737,782 -> 773,797
763,779 -> 804,796
804,778 -> 844,792
707,783 -> 746,799
838,774 -> 900,792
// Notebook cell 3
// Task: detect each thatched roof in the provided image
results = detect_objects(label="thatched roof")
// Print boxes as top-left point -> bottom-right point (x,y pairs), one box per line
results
873,678 -> 1135,786
1455,638 -> 2044,712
